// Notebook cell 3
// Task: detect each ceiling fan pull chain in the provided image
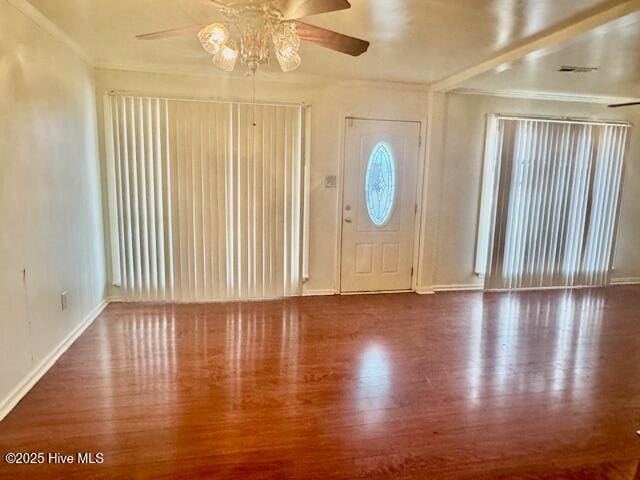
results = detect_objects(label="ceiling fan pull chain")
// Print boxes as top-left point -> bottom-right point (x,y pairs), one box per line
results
251,72 -> 257,128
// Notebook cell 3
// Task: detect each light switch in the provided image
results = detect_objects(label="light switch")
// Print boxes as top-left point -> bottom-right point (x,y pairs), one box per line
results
61,291 -> 68,311
325,175 -> 337,188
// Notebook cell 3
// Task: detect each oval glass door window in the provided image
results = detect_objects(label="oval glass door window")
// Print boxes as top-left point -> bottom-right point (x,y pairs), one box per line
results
365,143 -> 396,226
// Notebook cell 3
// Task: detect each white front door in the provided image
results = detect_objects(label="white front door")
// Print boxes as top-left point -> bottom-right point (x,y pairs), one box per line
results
340,118 -> 421,293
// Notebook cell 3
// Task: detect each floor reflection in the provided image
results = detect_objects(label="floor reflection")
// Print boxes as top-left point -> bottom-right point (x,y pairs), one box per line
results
114,311 -> 178,397
223,302 -> 302,417
466,291 -> 604,409
102,302 -> 305,441
356,343 -> 392,430
4,288 -> 638,478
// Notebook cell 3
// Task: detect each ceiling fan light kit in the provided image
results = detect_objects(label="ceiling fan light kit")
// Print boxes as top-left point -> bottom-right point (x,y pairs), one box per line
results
198,22 -> 230,54
213,40 -> 240,71
137,0 -> 369,75
272,22 -> 302,72
197,4 -> 304,74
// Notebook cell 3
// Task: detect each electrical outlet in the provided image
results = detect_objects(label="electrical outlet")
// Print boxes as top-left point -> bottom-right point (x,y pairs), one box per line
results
61,291 -> 69,311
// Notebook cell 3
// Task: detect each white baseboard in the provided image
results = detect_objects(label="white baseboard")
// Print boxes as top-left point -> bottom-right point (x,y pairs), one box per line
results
433,284 -> 484,292
415,287 -> 435,295
611,277 -> 640,285
0,299 -> 109,421
302,289 -> 337,297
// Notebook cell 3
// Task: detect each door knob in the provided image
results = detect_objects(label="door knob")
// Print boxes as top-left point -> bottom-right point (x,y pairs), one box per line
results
344,217 -> 352,223
345,205 -> 352,211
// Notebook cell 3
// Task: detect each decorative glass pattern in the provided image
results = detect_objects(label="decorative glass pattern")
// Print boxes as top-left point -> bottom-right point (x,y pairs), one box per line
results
365,143 -> 396,226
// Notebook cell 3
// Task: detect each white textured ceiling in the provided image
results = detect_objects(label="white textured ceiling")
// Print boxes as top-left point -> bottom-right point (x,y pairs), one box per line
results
25,0 -> 616,85
461,11 -> 640,98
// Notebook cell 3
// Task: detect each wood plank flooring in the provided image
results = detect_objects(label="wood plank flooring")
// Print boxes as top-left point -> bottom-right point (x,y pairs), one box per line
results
1,286 -> 640,479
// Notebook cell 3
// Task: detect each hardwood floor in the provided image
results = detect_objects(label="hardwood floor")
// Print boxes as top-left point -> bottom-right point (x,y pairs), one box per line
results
1,287 -> 640,479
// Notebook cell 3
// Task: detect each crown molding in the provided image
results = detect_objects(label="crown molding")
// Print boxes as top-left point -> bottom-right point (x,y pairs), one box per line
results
452,87 -> 640,106
93,62 -> 431,93
6,0 -> 92,64
94,61 -> 318,82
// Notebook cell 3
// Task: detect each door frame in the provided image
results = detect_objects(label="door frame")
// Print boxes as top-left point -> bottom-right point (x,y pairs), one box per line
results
335,116 -> 427,294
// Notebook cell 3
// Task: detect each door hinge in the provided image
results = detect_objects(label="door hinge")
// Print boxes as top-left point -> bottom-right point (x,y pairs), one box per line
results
419,135 -> 422,147
411,267 -> 414,277
415,203 -> 418,214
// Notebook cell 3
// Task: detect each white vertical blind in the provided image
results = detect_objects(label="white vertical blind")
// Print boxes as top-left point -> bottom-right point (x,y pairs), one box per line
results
477,115 -> 629,290
106,94 -> 304,301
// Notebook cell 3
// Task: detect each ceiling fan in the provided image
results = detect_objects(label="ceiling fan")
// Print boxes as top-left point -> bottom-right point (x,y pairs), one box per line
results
608,101 -> 640,108
136,0 -> 369,74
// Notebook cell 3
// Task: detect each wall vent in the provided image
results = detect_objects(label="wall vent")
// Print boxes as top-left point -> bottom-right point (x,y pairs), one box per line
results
558,66 -> 599,73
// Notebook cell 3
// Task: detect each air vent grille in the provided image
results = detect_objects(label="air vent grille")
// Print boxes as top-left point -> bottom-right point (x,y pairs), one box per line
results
558,66 -> 598,73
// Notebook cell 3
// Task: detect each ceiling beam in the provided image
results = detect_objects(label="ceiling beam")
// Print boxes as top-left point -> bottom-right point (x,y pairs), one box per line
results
430,0 -> 640,92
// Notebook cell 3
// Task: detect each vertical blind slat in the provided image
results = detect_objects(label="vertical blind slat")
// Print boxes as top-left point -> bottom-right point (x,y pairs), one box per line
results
479,116 -> 629,290
107,95 -> 303,302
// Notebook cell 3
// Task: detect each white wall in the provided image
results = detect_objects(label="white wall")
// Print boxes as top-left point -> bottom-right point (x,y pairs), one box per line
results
0,0 -> 106,416
93,69 -> 640,297
94,68 -> 430,296
428,92 -> 640,289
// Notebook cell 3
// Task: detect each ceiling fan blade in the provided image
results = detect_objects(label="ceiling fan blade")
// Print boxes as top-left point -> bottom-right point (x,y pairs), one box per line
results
280,0 -> 351,20
136,23 -> 209,40
608,101 -> 640,108
199,0 -> 235,8
296,21 -> 369,56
